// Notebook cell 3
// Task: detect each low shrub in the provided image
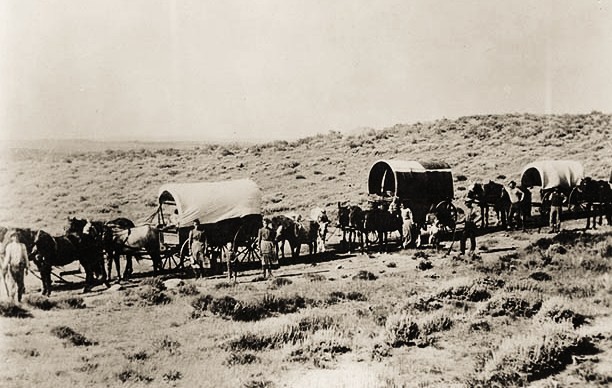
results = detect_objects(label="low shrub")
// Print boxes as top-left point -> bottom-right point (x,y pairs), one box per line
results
535,297 -> 586,328
178,283 -> 199,296
304,273 -> 326,282
214,281 -> 234,289
288,329 -> 351,368
482,291 -> 543,318
244,380 -> 274,388
353,270 -> 377,281
346,291 -> 367,301
417,260 -> 433,271
57,296 -> 86,309
51,326 -> 96,346
385,312 -> 420,347
419,312 -> 454,336
141,277 -> 166,291
529,271 -> 552,281
269,277 -> 293,289
138,286 -> 171,306
386,262 -> 397,268
154,336 -> 181,355
25,295 -> 56,310
209,295 -> 238,317
126,351 -> 149,362
225,352 -> 259,365
473,323 -> 596,386
116,368 -> 154,384
0,302 -> 32,318
162,370 -> 182,382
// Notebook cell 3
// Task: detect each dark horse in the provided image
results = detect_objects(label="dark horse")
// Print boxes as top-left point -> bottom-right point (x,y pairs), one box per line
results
270,215 -> 319,260
573,177 -> 612,229
67,217 -> 162,280
363,205 -> 403,252
467,181 -> 511,228
31,230 -> 107,296
337,203 -> 365,253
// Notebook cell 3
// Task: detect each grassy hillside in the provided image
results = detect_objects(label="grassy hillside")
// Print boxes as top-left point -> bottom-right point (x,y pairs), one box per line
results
1,112 -> 610,233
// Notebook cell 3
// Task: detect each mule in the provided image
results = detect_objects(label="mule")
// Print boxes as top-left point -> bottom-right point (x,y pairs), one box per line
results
31,230 -> 106,296
104,218 -> 136,281
467,181 -> 511,228
112,225 -> 163,277
363,206 -> 402,252
337,203 -> 365,253
574,177 -> 612,229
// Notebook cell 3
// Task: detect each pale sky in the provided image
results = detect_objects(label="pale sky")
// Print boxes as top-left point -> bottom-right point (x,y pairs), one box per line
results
1,0 -> 611,142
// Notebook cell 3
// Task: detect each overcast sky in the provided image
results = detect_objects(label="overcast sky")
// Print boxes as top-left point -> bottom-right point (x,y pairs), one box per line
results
1,0 -> 611,142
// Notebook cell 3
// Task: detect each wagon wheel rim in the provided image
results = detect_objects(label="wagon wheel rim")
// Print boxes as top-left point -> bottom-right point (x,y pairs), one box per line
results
540,191 -> 552,218
567,186 -> 586,213
233,225 -> 261,262
366,230 -> 379,244
435,201 -> 457,229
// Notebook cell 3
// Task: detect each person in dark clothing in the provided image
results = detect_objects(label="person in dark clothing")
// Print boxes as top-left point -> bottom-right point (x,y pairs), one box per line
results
459,200 -> 479,256
549,188 -> 565,233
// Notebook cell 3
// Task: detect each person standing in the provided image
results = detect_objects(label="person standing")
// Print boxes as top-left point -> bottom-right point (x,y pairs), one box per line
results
400,204 -> 413,249
549,188 -> 565,233
189,219 -> 211,277
258,218 -> 276,278
459,200 -> 479,256
2,231 -> 30,303
506,181 -> 524,230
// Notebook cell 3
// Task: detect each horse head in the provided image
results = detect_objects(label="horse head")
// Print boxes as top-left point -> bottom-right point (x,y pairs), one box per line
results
337,203 -> 351,228
65,217 -> 87,235
348,206 -> 365,230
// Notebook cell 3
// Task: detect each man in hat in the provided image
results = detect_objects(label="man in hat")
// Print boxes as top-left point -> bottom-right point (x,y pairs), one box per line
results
459,200 -> 479,256
258,218 -> 276,279
506,180 -> 524,230
549,188 -> 565,233
2,231 -> 30,303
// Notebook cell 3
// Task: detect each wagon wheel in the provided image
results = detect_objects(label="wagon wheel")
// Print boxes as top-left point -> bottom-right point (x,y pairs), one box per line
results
540,191 -> 552,220
233,225 -> 261,263
366,229 -> 379,244
435,201 -> 457,230
161,240 -> 188,271
567,186 -> 586,213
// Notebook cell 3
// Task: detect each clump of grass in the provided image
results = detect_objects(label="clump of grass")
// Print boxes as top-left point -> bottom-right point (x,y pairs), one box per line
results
386,262 -> 397,268
529,271 -> 552,281
194,293 -> 309,321
244,380 -> 274,388
473,323 -> 596,386
138,286 -> 172,306
225,352 -> 259,365
214,281 -> 234,289
269,277 -> 293,289
51,326 -> 96,346
417,260 -> 433,271
419,311 -> 454,336
481,291 -> 543,318
469,320 -> 491,332
141,277 -> 166,291
25,295 -> 57,310
162,370 -> 182,382
0,302 -> 32,318
126,350 -> 149,362
352,270 -> 377,281
437,277 -> 503,302
154,336 -> 181,355
177,283 -> 199,296
405,295 -> 444,313
25,295 -> 86,310
385,312 -> 420,347
227,310 -> 338,351
304,273 -> 326,282
288,329 -> 351,368
116,368 -> 154,384
413,251 -> 429,260
535,297 -> 587,328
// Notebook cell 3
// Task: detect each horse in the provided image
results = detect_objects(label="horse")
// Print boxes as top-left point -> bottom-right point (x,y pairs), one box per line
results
337,203 -> 365,253
294,220 -> 320,259
31,230 -> 106,296
103,218 -> 136,281
467,181 -> 511,228
111,224 -> 163,277
309,208 -> 330,253
574,177 -> 612,229
363,205 -> 403,252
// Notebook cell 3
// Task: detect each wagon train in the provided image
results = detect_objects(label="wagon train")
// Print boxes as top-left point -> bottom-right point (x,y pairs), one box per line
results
156,179 -> 263,278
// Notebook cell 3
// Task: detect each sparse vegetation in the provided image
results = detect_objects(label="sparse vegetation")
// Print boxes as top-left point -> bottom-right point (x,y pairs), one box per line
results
50,326 -> 96,346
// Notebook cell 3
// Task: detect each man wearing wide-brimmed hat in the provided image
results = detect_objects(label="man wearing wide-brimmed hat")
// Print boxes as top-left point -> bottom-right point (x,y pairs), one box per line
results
258,218 -> 276,279
2,231 -> 30,303
459,199 -> 479,256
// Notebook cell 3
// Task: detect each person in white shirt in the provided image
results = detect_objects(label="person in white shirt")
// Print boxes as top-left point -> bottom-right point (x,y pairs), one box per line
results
2,232 -> 30,303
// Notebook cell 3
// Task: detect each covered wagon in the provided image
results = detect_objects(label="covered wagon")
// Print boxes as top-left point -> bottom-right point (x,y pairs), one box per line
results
519,160 -> 585,218
156,179 -> 263,274
367,159 -> 456,227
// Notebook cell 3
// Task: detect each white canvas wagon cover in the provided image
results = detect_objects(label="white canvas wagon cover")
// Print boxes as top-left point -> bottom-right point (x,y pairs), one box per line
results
520,160 -> 584,190
158,179 -> 261,227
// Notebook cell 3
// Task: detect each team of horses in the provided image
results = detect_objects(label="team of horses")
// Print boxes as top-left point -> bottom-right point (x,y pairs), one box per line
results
1,177 -> 610,296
